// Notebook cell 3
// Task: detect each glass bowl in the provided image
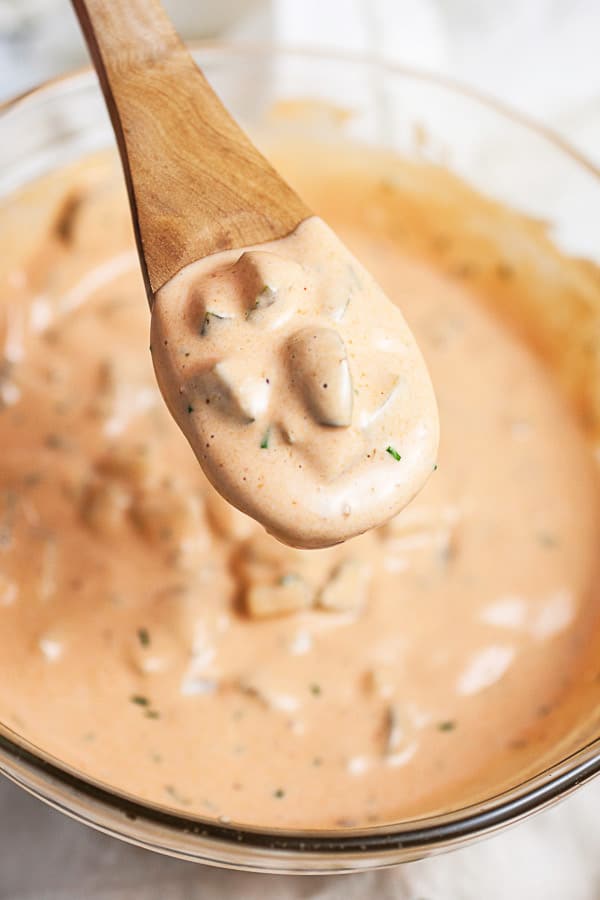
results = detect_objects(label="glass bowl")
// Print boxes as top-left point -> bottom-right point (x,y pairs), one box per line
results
1,44 -> 600,875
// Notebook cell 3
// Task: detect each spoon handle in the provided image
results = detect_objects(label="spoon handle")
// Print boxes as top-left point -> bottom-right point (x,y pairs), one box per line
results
71,0 -> 309,300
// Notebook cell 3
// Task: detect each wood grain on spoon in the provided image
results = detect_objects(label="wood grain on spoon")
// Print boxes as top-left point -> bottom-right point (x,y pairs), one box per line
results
70,0 -> 310,302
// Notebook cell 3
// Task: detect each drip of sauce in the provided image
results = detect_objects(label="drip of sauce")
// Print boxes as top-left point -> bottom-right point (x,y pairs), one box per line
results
0,139 -> 600,829
151,217 -> 439,548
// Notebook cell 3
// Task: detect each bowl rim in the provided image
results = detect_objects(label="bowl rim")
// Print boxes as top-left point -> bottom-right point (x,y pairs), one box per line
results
1,41 -> 600,871
2,40 -> 599,178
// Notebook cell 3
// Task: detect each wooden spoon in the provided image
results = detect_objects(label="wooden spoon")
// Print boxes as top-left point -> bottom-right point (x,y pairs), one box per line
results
70,0 -> 310,303
71,0 -> 440,551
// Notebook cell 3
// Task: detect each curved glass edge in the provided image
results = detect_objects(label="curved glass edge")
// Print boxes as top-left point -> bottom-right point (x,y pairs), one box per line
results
1,45 -> 600,871
1,42 -> 599,180
1,726 -> 600,871
0,688 -> 600,874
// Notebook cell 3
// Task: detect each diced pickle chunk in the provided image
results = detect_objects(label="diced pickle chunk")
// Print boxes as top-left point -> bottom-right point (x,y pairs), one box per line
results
246,281 -> 297,329
317,558 -> 371,612
131,488 -> 204,547
246,574 -> 313,618
247,284 -> 278,315
81,479 -> 131,534
288,327 -> 353,427
199,358 -> 271,423
200,311 -> 233,336
96,443 -> 151,486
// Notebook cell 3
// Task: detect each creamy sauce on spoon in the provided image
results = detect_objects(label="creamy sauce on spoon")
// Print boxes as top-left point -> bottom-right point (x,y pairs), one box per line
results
151,217 -> 439,548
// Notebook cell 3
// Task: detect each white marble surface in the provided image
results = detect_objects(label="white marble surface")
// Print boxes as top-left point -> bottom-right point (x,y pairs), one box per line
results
1,1 -> 600,897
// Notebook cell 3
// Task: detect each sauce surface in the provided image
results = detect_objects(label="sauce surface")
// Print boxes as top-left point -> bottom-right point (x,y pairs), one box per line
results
1,139 -> 600,829
151,216 -> 438,549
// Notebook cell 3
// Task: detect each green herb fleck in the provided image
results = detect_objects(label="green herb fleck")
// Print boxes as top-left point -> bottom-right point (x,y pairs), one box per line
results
309,683 -> 322,696
145,709 -> 160,720
260,427 -> 271,449
437,720 -> 457,732
187,404 -> 194,415
273,788 -> 285,799
137,627 -> 150,647
433,463 -> 438,471
164,784 -> 191,806
386,445 -> 401,461
130,694 -> 150,707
